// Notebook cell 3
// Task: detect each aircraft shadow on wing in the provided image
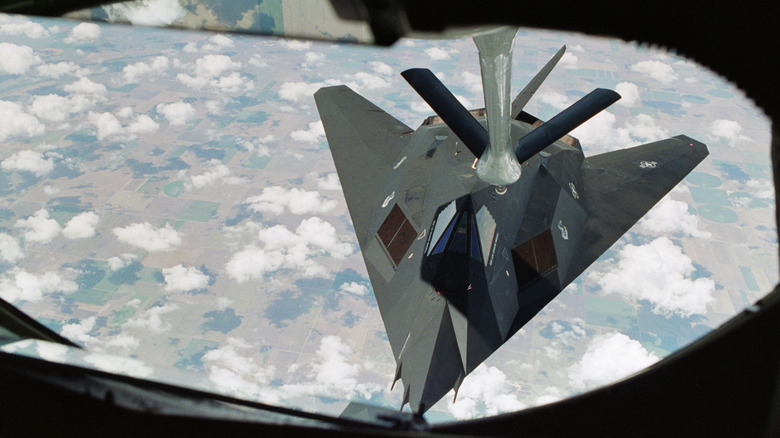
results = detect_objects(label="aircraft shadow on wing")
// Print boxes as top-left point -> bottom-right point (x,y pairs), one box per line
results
314,35 -> 708,415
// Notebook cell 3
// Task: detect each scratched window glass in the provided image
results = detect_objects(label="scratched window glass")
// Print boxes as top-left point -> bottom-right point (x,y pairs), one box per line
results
0,8 -> 774,422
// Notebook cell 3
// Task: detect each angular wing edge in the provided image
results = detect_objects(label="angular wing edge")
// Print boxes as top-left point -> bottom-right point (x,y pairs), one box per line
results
314,85 -> 414,247
566,135 -> 709,283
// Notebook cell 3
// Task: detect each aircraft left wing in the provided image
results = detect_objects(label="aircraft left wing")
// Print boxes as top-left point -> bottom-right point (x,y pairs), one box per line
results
314,86 -> 415,247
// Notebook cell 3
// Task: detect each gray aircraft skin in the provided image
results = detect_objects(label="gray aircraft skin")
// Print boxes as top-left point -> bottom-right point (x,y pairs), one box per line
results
314,44 -> 708,415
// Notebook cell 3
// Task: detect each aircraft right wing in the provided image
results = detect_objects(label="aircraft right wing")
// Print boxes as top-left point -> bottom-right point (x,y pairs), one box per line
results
565,135 -> 709,283
314,85 -> 415,248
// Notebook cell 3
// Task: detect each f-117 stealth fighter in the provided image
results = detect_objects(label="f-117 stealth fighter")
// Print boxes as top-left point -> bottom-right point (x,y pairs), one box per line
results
314,27 -> 708,415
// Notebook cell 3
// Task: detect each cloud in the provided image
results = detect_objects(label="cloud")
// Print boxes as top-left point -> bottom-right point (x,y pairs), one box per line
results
571,111 -> 668,155
103,0 -> 186,26
343,72 -> 391,90
639,197 -> 711,238
0,17 -> 50,39
0,101 -> 44,141
1,150 -> 54,176
425,46 -> 458,60
0,267 -> 77,303
746,179 -> 775,200
244,186 -> 336,215
0,233 -> 23,264
122,56 -> 170,82
125,303 -> 178,333
62,211 -> 99,239
339,281 -> 368,296
64,77 -> 107,96
282,336 -> 380,401
290,121 -> 325,144
316,173 -> 341,191
225,217 -> 353,282
156,102 -> 196,126
615,82 -> 641,107
0,42 -> 40,74
202,34 -> 234,51
187,160 -> 248,189
281,40 -> 312,51
65,22 -> 101,43
162,264 -> 209,292
369,61 -> 393,76
278,81 -> 323,102
86,108 -> 159,141
30,94 -> 97,123
36,61 -> 89,78
113,222 -> 182,252
568,333 -> 659,391
559,52 -> 578,68
630,60 -> 678,84
460,71 -> 482,94
444,364 -> 526,420
537,91 -> 572,111
176,55 -> 253,93
591,237 -> 715,317
15,209 -> 61,244
710,119 -> 750,146
107,253 -> 136,271
202,337 -> 279,403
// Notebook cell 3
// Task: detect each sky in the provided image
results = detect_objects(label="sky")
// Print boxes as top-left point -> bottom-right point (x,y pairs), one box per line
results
0,1 -> 776,422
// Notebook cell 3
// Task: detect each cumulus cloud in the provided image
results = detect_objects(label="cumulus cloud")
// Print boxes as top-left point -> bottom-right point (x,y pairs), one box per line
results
202,34 -> 234,51
162,264 -> 209,292
122,56 -> 170,82
339,281 -> 368,296
278,81 -> 326,102
342,72 -> 391,90
290,121 -> 325,144
0,101 -> 44,141
639,198 -> 711,238
0,233 -> 23,264
0,267 -> 77,303
630,60 -> 678,84
0,42 -> 40,74
571,111 -> 668,155
156,102 -> 196,126
369,61 -> 393,76
225,217 -> 353,282
591,237 -> 715,317
30,94 -> 97,123
425,46 -> 458,60
281,40 -> 312,51
87,109 -> 158,140
445,364 -> 526,420
84,353 -> 153,378
65,22 -> 101,43
559,52 -> 578,68
615,82 -> 641,107
537,91 -> 572,111
176,55 -> 253,93
107,253 -> 136,271
316,173 -> 341,191
710,119 -> 750,146
187,160 -> 248,189
62,211 -> 99,239
1,150 -> 54,176
36,61 -> 88,78
125,303 -> 178,333
0,17 -> 49,39
103,0 -> 186,26
15,209 -> 61,244
65,77 -> 106,97
244,186 -> 336,215
568,333 -> 659,391
202,337 -> 279,403
282,335 -> 380,401
113,222 -> 182,252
